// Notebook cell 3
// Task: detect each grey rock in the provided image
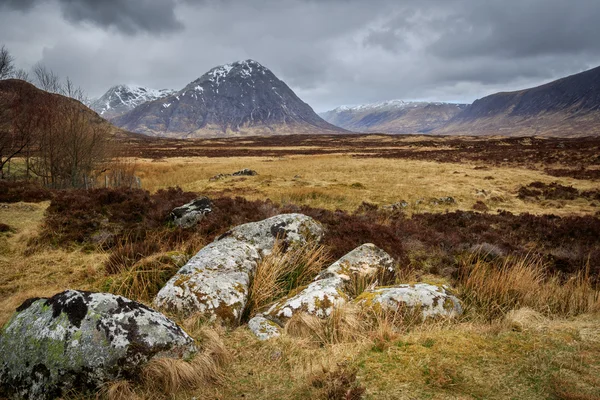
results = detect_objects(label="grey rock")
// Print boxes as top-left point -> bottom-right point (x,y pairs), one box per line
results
354,284 -> 463,319
219,213 -> 324,255
248,315 -> 281,341
0,290 -> 196,400
170,197 -> 212,229
315,243 -> 395,282
154,238 -> 261,324
154,214 -> 324,325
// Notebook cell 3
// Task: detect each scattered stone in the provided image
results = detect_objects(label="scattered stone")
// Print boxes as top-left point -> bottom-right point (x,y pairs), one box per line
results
0,290 -> 196,400
354,284 -> 463,319
429,196 -> 456,206
170,197 -> 212,228
248,315 -> 282,341
154,238 -> 261,324
232,169 -> 258,176
267,276 -> 349,322
154,214 -> 323,324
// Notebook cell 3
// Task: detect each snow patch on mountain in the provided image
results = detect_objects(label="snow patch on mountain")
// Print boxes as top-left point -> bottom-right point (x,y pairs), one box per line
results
91,84 -> 175,119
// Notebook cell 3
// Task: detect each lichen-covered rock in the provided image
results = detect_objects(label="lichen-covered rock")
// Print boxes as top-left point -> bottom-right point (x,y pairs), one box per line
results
354,284 -> 463,319
267,276 -> 349,322
170,197 -> 212,228
248,315 -> 281,341
154,238 -> 261,324
315,243 -> 395,282
0,290 -> 196,400
218,213 -> 324,254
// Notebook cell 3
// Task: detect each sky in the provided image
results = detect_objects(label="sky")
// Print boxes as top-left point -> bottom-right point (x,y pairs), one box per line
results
1,0 -> 600,112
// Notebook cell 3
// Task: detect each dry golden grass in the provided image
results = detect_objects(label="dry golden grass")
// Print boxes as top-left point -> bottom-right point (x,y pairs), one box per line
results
132,155 -> 599,216
458,254 -> 600,320
246,240 -> 330,317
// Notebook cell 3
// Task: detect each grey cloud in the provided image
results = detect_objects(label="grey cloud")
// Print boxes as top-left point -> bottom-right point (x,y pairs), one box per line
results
1,0 -> 600,112
0,0 -> 183,34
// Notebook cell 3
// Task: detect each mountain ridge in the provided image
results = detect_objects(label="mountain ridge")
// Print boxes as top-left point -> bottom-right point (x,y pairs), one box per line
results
90,84 -> 175,119
113,60 -> 345,138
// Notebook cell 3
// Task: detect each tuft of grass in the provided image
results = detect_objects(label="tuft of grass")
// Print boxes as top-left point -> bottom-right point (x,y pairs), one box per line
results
244,240 -> 330,319
458,254 -> 600,320
308,363 -> 366,400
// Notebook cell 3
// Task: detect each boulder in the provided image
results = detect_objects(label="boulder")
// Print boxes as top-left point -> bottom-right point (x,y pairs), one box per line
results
248,315 -> 281,341
154,238 -> 261,324
155,214 -> 323,325
0,290 -> 196,400
315,243 -> 395,282
354,283 -> 463,319
218,213 -> 324,254
266,276 -> 349,322
170,197 -> 212,229
232,169 -> 258,176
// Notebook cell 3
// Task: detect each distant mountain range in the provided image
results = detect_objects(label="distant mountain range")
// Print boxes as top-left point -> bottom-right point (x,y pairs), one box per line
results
436,65 -> 600,137
319,100 -> 468,134
112,60 -> 344,138
90,85 -> 175,119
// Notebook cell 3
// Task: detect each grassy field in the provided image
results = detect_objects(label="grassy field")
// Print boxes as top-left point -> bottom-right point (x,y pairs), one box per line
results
1,134 -> 599,399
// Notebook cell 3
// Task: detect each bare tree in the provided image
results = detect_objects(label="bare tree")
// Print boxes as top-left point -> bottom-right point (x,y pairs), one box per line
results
0,45 -> 15,80
33,63 -> 62,94
13,68 -> 31,82
63,76 -> 88,104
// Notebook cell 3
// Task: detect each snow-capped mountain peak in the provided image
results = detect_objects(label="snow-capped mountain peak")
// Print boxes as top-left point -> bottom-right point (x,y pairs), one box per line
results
90,84 -> 175,119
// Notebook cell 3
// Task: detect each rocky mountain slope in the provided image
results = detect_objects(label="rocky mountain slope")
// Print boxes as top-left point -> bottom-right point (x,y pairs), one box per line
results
320,100 -> 468,134
90,85 -> 175,120
113,60 -> 345,138
436,65 -> 600,137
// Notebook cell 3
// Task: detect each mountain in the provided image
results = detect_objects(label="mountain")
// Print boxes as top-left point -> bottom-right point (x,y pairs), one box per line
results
436,65 -> 600,137
113,60 -> 345,138
90,85 -> 175,120
320,100 -> 468,134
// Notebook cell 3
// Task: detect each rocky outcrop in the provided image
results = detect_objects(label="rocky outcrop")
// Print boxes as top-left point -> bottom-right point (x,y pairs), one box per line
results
154,214 -> 324,324
232,169 -> 258,176
0,290 -> 196,400
354,284 -> 463,319
264,244 -> 394,324
170,197 -> 212,229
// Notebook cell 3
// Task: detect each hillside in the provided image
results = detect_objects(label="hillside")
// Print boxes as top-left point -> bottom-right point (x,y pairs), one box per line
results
90,85 -> 175,119
320,100 -> 467,134
437,65 -> 600,137
113,60 -> 345,138
0,79 -> 117,134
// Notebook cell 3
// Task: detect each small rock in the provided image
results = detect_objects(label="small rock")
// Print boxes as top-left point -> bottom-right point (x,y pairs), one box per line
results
248,315 -> 281,341
209,173 -> 231,181
232,169 -> 258,176
354,284 -> 463,319
170,197 -> 212,229
0,290 -> 196,400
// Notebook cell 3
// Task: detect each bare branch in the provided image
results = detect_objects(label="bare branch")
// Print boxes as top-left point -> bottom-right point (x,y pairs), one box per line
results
0,45 -> 15,80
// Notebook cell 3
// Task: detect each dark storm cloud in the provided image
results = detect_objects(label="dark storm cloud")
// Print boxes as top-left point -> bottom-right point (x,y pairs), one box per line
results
0,0 -> 182,34
1,0 -> 600,111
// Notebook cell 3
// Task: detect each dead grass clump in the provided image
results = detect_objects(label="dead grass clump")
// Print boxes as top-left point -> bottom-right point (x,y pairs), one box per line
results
503,307 -> 548,332
309,363 -> 366,400
245,240 -> 330,318
97,380 -> 141,400
285,306 -> 366,345
458,254 -> 600,320
105,252 -> 186,302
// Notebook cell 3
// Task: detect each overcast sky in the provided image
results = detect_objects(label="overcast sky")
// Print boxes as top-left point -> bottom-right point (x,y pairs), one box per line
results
1,0 -> 600,112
